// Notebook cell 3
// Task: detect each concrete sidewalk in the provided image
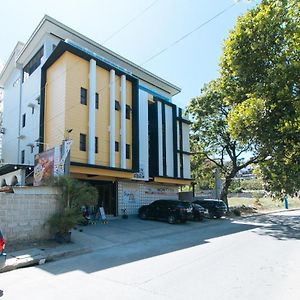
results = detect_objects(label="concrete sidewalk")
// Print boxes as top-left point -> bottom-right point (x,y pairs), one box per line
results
1,209 -> 298,274
0,217 -> 128,273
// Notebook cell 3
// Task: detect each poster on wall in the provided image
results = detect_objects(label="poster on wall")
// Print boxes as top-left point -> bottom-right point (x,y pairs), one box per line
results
144,187 -> 178,197
123,187 -> 139,204
33,148 -> 56,186
33,140 -> 72,186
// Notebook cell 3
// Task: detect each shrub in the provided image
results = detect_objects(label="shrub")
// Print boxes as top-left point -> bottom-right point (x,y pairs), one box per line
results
232,208 -> 241,216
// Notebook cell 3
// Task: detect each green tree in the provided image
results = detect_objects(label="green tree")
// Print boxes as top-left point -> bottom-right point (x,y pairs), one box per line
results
47,176 -> 98,237
187,79 -> 264,207
221,0 -> 300,195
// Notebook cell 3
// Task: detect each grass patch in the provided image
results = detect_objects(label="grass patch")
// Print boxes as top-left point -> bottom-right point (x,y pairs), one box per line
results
228,196 -> 300,212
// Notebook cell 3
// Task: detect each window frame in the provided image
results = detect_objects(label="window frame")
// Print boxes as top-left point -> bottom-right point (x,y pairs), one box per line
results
95,136 -> 98,153
126,144 -> 130,159
126,105 -> 131,120
115,141 -> 119,152
22,113 -> 26,128
80,87 -> 87,105
95,93 -> 99,109
80,133 -> 87,151
115,100 -> 120,111
21,150 -> 25,164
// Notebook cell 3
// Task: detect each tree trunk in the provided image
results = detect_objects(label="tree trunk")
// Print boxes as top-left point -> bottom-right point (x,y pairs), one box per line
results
220,177 -> 232,211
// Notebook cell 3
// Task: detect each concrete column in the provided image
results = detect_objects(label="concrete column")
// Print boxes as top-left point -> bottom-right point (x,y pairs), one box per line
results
88,59 -> 96,164
110,69 -> 116,167
120,75 -> 126,169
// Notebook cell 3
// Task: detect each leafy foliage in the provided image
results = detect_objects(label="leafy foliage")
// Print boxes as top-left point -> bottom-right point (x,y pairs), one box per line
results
187,80 -> 264,206
48,208 -> 84,235
49,176 -> 98,209
188,0 -> 299,199
47,176 -> 98,235
220,0 -> 300,194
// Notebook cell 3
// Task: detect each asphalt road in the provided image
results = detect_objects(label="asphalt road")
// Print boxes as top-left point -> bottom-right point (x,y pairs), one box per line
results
1,210 -> 300,300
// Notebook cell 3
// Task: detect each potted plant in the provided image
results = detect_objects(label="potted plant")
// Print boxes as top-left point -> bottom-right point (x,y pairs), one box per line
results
47,176 -> 98,243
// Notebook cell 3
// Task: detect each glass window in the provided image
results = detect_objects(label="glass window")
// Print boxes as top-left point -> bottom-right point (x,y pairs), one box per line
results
126,144 -> 130,159
115,141 -> 119,152
23,46 -> 44,82
80,88 -> 87,105
95,137 -> 98,153
126,105 -> 131,120
21,150 -> 25,164
115,100 -> 120,111
80,133 -> 86,151
95,93 -> 99,109
22,113 -> 26,128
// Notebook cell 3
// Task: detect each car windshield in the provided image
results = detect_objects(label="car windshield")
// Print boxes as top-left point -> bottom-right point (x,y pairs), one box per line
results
178,202 -> 191,208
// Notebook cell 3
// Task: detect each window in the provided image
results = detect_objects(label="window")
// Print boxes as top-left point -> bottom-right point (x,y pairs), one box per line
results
95,93 -> 99,109
126,105 -> 131,120
30,145 -> 34,154
31,106 -> 35,114
115,141 -> 119,152
115,100 -> 120,111
80,88 -> 87,105
22,113 -> 26,128
126,144 -> 130,159
21,150 -> 25,164
95,137 -> 98,153
80,134 -> 86,151
23,46 -> 44,82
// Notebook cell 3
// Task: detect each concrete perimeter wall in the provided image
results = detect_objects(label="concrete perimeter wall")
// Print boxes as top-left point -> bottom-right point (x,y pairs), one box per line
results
0,192 -> 60,242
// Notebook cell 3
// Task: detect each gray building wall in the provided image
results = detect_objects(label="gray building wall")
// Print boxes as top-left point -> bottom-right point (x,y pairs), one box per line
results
0,192 -> 60,242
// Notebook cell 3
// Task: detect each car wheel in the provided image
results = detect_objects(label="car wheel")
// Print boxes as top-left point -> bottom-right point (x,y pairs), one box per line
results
168,215 -> 176,224
209,211 -> 215,219
139,211 -> 147,220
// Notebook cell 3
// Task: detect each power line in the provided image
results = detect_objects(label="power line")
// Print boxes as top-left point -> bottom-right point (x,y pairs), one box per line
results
4,0 -> 242,150
101,0 -> 160,45
141,0 -> 240,66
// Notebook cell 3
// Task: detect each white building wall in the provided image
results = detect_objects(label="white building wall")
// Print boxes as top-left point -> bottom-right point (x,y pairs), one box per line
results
19,65 -> 42,165
182,123 -> 191,178
157,101 -> 163,176
118,181 -> 179,215
2,35 -> 61,166
182,123 -> 190,152
165,105 -> 174,177
2,69 -> 22,164
138,90 -> 149,180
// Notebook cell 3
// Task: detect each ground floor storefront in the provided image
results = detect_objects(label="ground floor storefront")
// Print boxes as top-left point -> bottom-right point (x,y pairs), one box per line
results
86,180 -> 180,217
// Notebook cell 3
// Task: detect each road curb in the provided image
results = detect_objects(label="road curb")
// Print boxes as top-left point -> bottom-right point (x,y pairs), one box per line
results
0,246 -> 91,273
230,207 -> 300,220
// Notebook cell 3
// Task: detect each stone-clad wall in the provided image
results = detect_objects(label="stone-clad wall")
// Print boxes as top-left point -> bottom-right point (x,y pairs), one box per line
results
0,193 -> 60,242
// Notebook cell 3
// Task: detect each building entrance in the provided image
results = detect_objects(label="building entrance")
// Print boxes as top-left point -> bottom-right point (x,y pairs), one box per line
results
90,181 -> 117,216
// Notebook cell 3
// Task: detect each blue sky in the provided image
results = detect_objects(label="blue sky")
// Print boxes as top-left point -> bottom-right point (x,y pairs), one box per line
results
0,0 -> 259,108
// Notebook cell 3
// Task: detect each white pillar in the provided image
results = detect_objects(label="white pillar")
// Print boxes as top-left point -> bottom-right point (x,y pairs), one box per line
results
88,59 -> 96,164
120,75 -> 126,169
110,69 -> 116,167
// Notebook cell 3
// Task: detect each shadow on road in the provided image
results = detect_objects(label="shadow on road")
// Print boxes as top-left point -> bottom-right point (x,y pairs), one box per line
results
237,212 -> 300,240
39,217 -> 258,275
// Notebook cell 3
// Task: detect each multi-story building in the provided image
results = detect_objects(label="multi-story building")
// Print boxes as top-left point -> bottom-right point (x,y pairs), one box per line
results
0,15 -> 191,215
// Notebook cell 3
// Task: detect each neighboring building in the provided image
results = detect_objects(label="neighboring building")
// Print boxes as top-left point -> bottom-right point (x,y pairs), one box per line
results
0,15 -> 191,215
0,86 -> 3,162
